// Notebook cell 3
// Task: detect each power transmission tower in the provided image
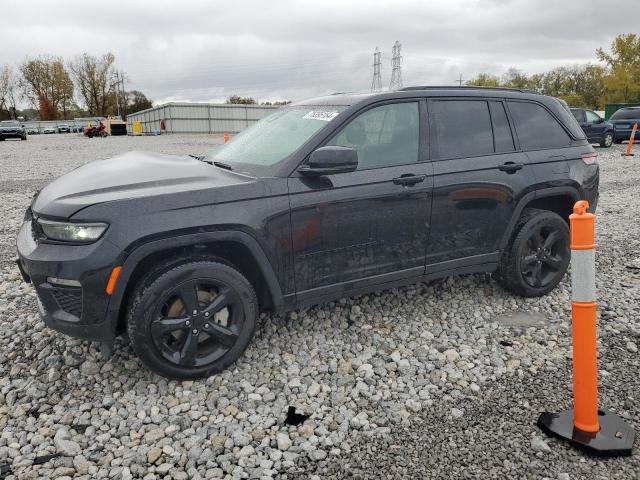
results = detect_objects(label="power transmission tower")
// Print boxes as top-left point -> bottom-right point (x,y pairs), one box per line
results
389,41 -> 403,90
371,47 -> 382,92
455,74 -> 465,86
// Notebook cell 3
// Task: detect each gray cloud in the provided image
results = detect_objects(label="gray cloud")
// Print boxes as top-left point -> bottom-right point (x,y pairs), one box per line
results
1,0 -> 635,105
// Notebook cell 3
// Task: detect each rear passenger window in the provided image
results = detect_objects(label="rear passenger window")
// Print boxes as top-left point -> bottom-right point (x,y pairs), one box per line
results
489,102 -> 515,152
431,100 -> 493,159
508,101 -> 571,150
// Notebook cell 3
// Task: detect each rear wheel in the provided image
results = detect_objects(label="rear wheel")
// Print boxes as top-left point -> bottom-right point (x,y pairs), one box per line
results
127,260 -> 258,379
600,132 -> 613,148
495,208 -> 570,297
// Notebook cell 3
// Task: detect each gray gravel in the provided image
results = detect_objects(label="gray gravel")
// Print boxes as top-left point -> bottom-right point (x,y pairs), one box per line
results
0,134 -> 638,479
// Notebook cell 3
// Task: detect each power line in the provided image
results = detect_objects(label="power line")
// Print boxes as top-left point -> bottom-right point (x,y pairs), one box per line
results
371,47 -> 382,92
389,41 -> 403,90
454,74 -> 465,86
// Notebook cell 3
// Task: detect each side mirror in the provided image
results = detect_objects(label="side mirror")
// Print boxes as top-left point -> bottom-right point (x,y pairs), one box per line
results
596,117 -> 604,124
299,146 -> 358,176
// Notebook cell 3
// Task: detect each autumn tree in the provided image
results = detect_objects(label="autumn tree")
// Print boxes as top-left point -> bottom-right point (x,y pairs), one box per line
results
0,65 -> 19,120
19,56 -> 74,120
596,33 -> 640,103
69,52 -> 119,116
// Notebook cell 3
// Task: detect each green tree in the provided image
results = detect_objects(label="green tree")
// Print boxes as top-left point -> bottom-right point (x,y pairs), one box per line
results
596,33 -> 640,103
465,73 -> 501,87
126,90 -> 153,114
226,95 -> 256,105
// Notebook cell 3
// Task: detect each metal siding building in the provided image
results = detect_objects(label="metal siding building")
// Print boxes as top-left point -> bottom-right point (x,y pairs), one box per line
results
126,103 -> 278,134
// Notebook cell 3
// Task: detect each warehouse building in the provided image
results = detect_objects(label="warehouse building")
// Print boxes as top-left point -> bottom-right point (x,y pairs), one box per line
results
126,102 -> 278,134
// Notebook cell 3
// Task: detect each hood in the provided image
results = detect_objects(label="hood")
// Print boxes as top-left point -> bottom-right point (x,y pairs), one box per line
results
32,151 -> 254,218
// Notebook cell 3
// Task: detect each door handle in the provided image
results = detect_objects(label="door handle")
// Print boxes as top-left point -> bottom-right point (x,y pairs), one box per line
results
498,162 -> 523,173
393,174 -> 426,186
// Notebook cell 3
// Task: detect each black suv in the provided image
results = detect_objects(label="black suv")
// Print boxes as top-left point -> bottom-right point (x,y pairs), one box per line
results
16,87 -> 599,379
608,106 -> 640,143
0,120 -> 27,141
570,108 -> 614,147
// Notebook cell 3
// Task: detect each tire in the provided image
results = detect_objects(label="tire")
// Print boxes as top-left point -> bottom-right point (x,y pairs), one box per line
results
127,259 -> 258,379
600,131 -> 613,148
495,208 -> 570,297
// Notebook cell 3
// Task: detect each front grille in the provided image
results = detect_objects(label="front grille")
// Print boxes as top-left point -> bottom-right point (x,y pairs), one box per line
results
51,287 -> 83,318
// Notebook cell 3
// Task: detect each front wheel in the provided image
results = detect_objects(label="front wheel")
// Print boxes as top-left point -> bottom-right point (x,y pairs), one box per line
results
600,131 -> 613,148
127,260 -> 258,379
495,208 -> 570,297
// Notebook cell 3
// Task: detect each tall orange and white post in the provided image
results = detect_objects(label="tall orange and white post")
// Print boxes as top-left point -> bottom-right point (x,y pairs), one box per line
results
538,201 -> 634,456
622,122 -> 637,157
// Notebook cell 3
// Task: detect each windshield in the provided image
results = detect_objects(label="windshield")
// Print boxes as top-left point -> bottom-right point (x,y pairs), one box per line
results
205,105 -> 347,173
610,108 -> 640,120
0,121 -> 19,127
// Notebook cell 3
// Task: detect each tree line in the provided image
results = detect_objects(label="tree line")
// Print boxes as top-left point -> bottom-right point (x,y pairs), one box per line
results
225,95 -> 291,106
0,52 -> 153,121
466,34 -> 640,110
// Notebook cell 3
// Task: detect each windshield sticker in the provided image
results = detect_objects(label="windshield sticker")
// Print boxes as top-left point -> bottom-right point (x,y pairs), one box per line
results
303,111 -> 340,122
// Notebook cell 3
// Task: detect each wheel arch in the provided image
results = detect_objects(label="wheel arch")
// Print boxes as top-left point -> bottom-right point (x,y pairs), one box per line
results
108,231 -> 285,334
499,187 -> 580,251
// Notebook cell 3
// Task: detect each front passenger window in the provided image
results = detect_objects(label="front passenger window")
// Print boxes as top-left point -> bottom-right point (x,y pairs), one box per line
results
326,102 -> 419,170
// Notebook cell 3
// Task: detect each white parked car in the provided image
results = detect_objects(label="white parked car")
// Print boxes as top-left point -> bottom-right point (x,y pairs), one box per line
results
43,126 -> 56,134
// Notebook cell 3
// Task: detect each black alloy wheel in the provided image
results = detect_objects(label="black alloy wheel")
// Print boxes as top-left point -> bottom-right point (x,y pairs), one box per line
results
127,260 -> 257,379
519,225 -> 566,288
496,208 -> 570,297
151,279 -> 243,367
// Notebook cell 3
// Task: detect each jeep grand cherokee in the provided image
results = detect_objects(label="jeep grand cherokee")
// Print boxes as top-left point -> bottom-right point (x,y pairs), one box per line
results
16,87 -> 599,379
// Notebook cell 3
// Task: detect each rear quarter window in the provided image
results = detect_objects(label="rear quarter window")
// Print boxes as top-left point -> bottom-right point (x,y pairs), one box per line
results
507,101 -> 572,150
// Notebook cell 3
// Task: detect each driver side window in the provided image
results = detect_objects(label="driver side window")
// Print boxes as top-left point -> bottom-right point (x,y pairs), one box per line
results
326,102 -> 419,170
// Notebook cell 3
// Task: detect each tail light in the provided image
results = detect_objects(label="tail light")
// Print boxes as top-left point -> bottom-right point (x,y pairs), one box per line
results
581,152 -> 597,165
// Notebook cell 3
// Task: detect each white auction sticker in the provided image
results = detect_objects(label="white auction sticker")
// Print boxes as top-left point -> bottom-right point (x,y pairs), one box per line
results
303,111 -> 340,121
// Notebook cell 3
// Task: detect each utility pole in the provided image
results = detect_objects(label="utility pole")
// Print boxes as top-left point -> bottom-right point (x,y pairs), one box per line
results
119,71 -> 127,118
113,72 -> 120,118
371,47 -> 382,92
455,74 -> 465,86
389,41 -> 403,90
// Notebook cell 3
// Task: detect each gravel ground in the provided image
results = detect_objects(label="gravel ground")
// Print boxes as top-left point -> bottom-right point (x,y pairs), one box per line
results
0,134 -> 638,480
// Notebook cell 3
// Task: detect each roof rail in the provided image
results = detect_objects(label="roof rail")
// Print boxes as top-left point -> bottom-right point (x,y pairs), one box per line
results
398,85 -> 538,94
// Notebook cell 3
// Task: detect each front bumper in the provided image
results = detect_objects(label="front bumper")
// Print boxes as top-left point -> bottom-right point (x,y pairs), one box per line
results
16,218 -> 122,342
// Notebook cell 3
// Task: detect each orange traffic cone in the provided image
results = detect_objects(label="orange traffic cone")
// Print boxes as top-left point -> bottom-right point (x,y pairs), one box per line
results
223,133 -> 231,143
537,201 -> 635,456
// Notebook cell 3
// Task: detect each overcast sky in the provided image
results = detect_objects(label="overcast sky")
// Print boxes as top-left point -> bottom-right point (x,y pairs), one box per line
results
1,0 -> 635,106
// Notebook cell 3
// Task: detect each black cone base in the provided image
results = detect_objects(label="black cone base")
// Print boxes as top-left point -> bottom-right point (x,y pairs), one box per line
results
538,410 -> 635,457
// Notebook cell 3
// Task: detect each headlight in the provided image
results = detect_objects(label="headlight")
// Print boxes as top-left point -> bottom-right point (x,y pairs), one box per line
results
38,219 -> 108,242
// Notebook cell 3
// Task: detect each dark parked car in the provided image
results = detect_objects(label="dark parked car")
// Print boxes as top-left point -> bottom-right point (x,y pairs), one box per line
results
0,120 -> 27,141
570,108 -> 614,148
16,87 -> 599,379
608,106 -> 640,143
